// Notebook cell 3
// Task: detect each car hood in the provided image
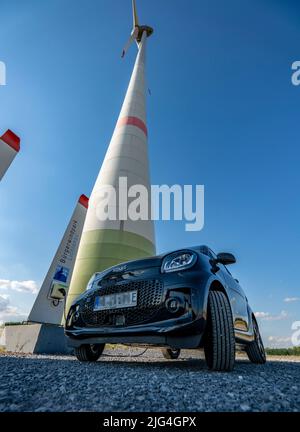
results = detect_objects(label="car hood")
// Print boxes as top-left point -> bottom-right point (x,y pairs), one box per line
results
96,245 -> 203,274
72,245 -> 204,304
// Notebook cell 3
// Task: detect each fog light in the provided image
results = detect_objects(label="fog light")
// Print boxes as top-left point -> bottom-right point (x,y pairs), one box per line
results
165,297 -> 181,313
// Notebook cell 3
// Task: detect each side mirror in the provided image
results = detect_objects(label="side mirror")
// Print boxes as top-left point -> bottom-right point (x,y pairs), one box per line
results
216,252 -> 236,265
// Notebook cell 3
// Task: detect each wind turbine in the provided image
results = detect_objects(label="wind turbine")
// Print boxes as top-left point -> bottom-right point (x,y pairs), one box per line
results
121,0 -> 153,57
28,195 -> 89,325
0,129 -> 20,181
66,0 -> 155,312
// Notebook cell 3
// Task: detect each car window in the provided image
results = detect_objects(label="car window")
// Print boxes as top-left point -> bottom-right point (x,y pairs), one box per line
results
224,265 -> 232,276
208,249 -> 218,260
199,246 -> 211,258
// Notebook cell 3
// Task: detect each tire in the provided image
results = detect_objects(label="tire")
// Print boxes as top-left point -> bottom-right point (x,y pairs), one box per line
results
246,318 -> 266,364
75,344 -> 105,362
162,348 -> 181,359
204,290 -> 235,371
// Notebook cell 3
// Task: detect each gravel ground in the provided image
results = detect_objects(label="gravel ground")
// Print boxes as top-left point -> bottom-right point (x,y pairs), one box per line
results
0,348 -> 299,412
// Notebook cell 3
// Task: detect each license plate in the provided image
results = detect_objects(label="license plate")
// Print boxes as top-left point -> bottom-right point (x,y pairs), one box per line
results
94,290 -> 137,311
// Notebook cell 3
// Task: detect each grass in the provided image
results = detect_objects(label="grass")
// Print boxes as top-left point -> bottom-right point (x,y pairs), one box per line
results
265,347 -> 300,356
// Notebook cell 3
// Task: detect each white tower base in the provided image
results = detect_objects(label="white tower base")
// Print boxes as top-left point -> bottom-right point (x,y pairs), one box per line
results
3,324 -> 72,355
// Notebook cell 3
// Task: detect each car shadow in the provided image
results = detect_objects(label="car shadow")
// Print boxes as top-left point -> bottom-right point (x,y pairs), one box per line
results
101,357 -> 208,370
97,355 -> 259,372
1,353 -> 298,374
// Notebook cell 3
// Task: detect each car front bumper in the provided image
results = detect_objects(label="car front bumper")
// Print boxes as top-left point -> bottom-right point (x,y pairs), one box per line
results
65,312 -> 206,349
65,266 -> 209,350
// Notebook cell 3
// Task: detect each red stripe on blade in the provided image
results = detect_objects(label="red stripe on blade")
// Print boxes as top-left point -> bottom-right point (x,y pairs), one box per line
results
117,116 -> 148,137
0,129 -> 20,152
78,194 -> 89,209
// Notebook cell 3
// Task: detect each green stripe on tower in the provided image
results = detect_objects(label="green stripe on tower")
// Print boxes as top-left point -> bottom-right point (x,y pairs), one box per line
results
65,229 -> 155,312
66,27 -> 155,317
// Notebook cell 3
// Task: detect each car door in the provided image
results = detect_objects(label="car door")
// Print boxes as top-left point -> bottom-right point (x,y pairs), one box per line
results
221,266 -> 250,332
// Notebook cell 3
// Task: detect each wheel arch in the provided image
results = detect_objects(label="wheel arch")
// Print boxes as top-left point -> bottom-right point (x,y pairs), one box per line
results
202,277 -> 231,323
251,312 -> 258,324
210,279 -> 229,296
246,305 -> 257,337
251,311 -> 262,338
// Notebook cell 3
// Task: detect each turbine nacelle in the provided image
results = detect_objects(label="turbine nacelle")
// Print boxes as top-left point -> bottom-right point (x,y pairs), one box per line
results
121,0 -> 153,58
135,25 -> 154,42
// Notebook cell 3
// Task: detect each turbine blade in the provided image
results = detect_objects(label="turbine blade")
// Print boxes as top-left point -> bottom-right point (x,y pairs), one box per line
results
121,27 -> 139,58
132,0 -> 139,27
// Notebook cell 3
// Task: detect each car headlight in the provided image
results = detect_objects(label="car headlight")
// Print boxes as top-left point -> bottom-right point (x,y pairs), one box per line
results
161,251 -> 197,273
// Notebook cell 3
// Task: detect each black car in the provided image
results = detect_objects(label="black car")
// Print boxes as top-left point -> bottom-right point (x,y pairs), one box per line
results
65,245 -> 266,371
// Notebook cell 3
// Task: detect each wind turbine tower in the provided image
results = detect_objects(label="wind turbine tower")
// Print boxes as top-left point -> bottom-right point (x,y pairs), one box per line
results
66,0 -> 156,311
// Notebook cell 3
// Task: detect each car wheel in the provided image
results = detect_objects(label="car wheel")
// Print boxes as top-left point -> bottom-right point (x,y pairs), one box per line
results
204,290 -> 236,371
162,348 -> 181,359
75,344 -> 105,362
246,318 -> 266,364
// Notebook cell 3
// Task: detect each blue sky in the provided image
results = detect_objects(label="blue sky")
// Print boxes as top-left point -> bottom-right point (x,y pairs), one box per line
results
0,0 -> 299,347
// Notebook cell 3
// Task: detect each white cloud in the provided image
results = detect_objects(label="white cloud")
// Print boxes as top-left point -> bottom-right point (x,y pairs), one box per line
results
0,294 -> 10,312
0,279 -> 39,294
267,335 -> 292,348
284,297 -> 300,303
255,312 -> 270,319
0,294 -> 28,325
268,336 -> 291,343
255,310 -> 289,321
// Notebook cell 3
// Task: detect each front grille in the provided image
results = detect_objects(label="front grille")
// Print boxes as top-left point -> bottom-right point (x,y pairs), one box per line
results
80,279 -> 164,327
